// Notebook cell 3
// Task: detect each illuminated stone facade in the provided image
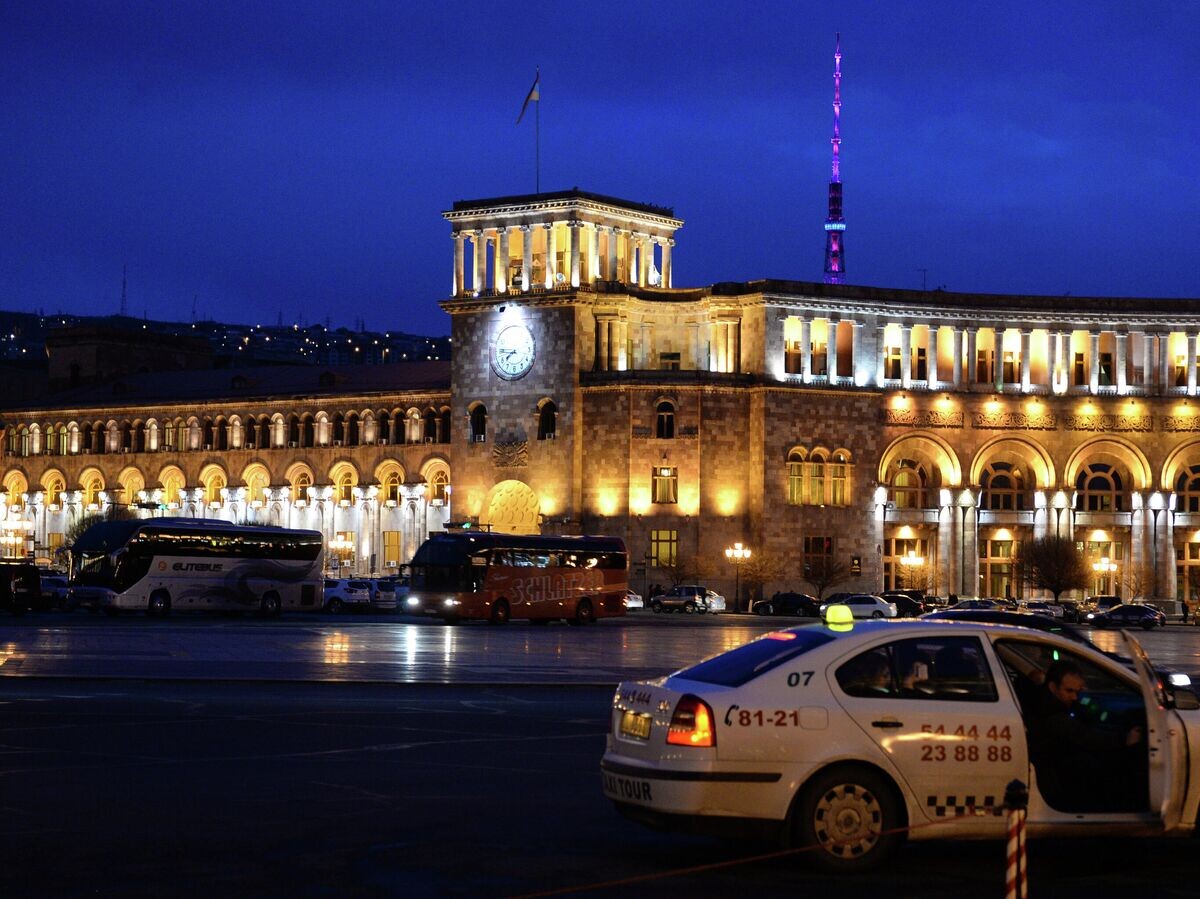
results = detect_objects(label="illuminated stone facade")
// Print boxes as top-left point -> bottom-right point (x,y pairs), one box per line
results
5,190 -> 1200,606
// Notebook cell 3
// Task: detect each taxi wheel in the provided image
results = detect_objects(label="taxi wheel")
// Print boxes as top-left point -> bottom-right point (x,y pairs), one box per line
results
490,599 -> 510,625
792,766 -> 901,872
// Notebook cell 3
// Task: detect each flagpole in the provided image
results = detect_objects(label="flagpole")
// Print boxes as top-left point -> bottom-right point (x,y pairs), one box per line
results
535,82 -> 540,195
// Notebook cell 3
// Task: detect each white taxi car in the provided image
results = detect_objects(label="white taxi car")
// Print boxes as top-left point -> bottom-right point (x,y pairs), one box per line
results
601,611 -> 1200,870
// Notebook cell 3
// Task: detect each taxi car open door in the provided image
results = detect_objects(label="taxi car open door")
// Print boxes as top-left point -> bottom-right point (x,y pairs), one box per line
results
1122,630 -> 1188,829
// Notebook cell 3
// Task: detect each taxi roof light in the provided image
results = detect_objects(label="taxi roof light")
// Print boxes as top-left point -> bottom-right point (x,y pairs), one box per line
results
666,694 -> 715,748
824,604 -> 855,627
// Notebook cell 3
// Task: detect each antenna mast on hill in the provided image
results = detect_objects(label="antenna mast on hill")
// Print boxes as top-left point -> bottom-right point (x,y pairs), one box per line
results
823,34 -> 846,285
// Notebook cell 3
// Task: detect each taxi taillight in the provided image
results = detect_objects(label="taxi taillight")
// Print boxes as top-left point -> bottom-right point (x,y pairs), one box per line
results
666,694 -> 716,747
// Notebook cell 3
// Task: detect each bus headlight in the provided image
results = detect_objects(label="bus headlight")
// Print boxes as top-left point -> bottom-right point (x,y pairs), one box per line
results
405,597 -> 419,607
443,598 -> 460,607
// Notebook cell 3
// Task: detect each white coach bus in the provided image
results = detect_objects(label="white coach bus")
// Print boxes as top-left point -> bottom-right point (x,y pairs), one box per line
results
67,518 -> 324,617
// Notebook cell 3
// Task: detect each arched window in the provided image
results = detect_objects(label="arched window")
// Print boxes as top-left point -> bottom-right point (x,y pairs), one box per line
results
43,424 -> 56,455
377,411 -> 391,445
655,401 -> 675,439
537,401 -> 558,440
469,404 -> 487,442
807,451 -> 828,505
160,470 -> 185,506
287,415 -> 300,447
202,419 -> 215,450
430,469 -> 450,503
215,418 -> 228,451
384,471 -> 401,503
244,468 -> 269,505
84,476 -> 103,507
134,422 -> 147,453
57,424 -> 68,455
440,406 -> 452,443
205,473 -> 226,505
332,412 -> 345,445
120,421 -> 132,452
258,416 -> 272,449
346,412 -> 359,447
830,451 -> 851,506
336,471 -> 355,504
787,449 -> 805,505
981,461 -> 1026,511
1075,463 -> 1123,512
1176,465 -> 1200,513
293,471 -> 312,502
889,459 -> 928,510
424,408 -> 438,443
301,415 -> 315,448
406,409 -> 422,444
44,475 -> 64,507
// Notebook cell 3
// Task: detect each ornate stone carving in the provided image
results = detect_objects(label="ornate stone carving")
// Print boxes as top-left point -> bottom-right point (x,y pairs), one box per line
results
883,409 -> 964,428
1161,416 -> 1200,432
1065,414 -> 1152,432
631,425 -> 653,439
677,425 -> 699,438
491,440 -> 529,468
973,411 -> 1057,430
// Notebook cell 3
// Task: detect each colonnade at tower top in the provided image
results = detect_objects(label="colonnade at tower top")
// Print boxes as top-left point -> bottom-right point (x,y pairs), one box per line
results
443,190 -> 682,296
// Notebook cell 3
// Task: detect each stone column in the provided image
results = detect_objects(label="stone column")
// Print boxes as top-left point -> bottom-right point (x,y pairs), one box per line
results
638,234 -> 651,286
799,318 -> 811,381
588,223 -> 600,282
1053,331 -> 1066,391
606,227 -> 618,281
966,328 -> 978,388
544,224 -> 556,288
568,220 -> 581,288
1089,331 -> 1100,393
876,325 -> 887,386
900,325 -> 912,387
937,504 -> 954,596
453,232 -> 465,297
849,321 -> 863,384
1159,333 -> 1171,393
1190,334 -> 1199,395
1116,332 -> 1128,393
827,319 -> 841,381
520,225 -> 532,292
1020,329 -> 1032,392
616,320 -> 628,371
472,230 -> 487,293
732,319 -> 741,373
662,238 -> 674,288
951,328 -> 962,387
928,328 -> 940,390
1142,332 -> 1154,391
596,317 -> 610,372
497,227 -> 511,293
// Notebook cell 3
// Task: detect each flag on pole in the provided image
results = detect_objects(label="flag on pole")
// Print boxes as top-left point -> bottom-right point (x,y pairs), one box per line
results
516,69 -> 540,124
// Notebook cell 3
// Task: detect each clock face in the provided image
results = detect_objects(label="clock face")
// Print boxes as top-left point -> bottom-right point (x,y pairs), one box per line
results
493,324 -> 535,379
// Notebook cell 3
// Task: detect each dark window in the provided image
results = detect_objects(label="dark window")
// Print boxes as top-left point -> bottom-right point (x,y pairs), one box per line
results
655,401 -> 675,439
678,630 -> 836,687
537,401 -> 557,440
837,636 -> 997,702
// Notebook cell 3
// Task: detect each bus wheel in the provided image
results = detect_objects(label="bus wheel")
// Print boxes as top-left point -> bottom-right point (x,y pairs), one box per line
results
260,592 -> 282,618
148,591 -> 171,618
489,600 -> 510,625
572,599 -> 595,626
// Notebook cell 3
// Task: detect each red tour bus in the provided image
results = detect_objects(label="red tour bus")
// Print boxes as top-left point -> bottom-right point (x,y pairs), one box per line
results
403,531 -> 628,624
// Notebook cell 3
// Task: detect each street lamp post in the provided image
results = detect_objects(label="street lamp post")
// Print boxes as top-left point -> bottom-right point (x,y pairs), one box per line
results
1092,556 -> 1118,596
1149,492 -> 1164,599
725,542 -> 751,612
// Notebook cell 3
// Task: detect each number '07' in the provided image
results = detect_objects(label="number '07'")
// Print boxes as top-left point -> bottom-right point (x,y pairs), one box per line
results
787,671 -> 815,687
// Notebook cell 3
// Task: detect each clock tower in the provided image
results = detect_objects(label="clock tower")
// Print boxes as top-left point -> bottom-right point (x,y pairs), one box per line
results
441,189 -> 683,534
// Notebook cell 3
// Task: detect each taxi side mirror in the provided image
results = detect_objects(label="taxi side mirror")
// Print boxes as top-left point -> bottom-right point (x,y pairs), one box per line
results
1171,687 -> 1200,711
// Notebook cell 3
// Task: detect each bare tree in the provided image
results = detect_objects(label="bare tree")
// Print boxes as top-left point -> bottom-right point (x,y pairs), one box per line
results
898,560 -> 934,594
1122,562 -> 1153,600
1014,535 -> 1090,602
739,552 -> 786,609
65,506 -> 135,546
803,554 -> 855,600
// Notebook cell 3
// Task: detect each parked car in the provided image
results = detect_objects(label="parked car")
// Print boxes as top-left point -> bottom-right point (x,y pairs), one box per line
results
323,578 -> 375,613
623,590 -> 644,611
371,579 -> 400,611
1020,601 -> 1065,619
1087,603 -> 1167,630
1058,599 -> 1084,623
949,598 -> 999,611
650,585 -> 724,615
38,573 -> 70,609
1086,594 -> 1123,612
880,591 -> 926,618
819,593 -> 898,619
0,562 -> 43,614
753,592 -> 820,617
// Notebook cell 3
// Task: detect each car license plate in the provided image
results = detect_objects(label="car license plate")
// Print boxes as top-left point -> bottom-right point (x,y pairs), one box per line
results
619,710 -> 652,740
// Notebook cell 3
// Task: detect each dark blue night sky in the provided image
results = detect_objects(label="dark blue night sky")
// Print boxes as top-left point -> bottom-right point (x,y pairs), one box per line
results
2,1 -> 1197,336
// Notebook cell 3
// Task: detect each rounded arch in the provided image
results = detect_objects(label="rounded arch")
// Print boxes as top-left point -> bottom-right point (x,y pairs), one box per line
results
421,456 -> 451,504
1162,439 -> 1200,492
969,435 -> 1056,490
157,465 -> 187,506
40,469 -> 67,506
117,466 -> 146,504
284,462 -> 315,501
78,467 -> 105,507
374,460 -> 405,503
878,431 -> 963,487
1063,437 -> 1151,491
328,460 -> 360,503
2,470 -> 29,508
197,463 -> 228,505
479,479 -> 539,535
240,462 -> 272,504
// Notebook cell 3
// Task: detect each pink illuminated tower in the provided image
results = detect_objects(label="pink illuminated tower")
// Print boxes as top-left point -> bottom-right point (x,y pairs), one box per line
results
823,33 -> 845,284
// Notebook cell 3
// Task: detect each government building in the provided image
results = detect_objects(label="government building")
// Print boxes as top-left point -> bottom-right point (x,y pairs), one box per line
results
4,188 -> 1200,608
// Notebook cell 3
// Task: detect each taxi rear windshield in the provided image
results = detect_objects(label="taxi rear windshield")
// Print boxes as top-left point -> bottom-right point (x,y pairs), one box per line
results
676,630 -> 836,687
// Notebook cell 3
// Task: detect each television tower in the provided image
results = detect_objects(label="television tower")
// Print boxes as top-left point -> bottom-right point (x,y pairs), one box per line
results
823,33 -> 845,284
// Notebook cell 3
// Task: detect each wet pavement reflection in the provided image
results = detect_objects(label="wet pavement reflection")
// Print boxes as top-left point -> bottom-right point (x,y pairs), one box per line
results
0,614 -> 1197,684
